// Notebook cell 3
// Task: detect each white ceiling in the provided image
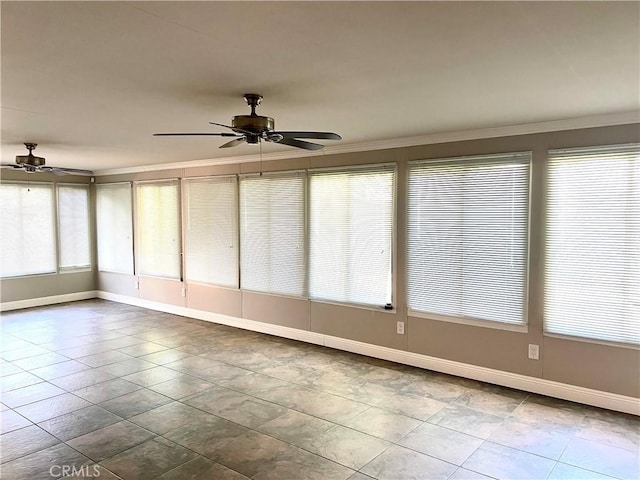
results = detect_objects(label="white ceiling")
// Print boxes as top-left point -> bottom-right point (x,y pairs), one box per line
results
2,1 -> 639,173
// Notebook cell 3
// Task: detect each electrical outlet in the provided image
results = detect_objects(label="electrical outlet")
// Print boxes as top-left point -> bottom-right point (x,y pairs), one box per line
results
134,279 -> 139,289
528,344 -> 539,360
397,321 -> 405,335
181,288 -> 186,298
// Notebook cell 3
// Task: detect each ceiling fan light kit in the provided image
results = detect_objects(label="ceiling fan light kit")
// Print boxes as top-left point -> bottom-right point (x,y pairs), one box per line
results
154,94 -> 342,151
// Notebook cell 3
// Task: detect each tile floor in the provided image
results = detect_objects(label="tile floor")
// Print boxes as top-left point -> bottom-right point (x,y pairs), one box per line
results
0,299 -> 638,480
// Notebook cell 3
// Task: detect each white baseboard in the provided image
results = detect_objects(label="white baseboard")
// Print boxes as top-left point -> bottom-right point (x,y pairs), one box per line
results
97,291 -> 639,416
5,291 -> 635,414
0,291 -> 99,312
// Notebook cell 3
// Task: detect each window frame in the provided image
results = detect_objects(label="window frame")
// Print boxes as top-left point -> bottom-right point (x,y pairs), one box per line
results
238,170 -> 307,298
307,162 -> 397,309
183,175 -> 240,288
96,181 -> 135,275
57,182 -> 92,273
0,180 -> 58,279
543,143 -> 640,347
407,152 -> 532,332
135,179 -> 183,281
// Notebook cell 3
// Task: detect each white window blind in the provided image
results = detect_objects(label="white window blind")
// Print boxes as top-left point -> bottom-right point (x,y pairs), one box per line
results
0,183 -> 56,277
96,183 -> 134,274
239,172 -> 305,296
545,144 -> 639,345
408,152 -> 531,325
136,180 -> 181,279
58,184 -> 91,270
184,176 -> 239,287
309,164 -> 395,306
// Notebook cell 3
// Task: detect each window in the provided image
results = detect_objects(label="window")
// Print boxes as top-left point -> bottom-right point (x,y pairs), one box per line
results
408,152 -> 531,326
184,176 -> 238,287
239,172 -> 305,296
136,180 -> 181,279
545,144 -> 639,345
0,182 -> 56,277
309,165 -> 395,306
58,184 -> 91,270
96,183 -> 134,274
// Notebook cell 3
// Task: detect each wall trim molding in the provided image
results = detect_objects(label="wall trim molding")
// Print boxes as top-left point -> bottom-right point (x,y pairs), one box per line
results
0,291 -> 99,312
97,291 -> 640,415
94,112 -> 639,176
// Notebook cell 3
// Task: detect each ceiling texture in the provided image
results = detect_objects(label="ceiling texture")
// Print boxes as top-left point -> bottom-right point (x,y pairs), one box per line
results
1,1 -> 639,174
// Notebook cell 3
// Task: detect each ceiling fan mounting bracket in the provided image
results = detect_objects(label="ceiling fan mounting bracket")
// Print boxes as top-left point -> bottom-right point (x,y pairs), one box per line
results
243,93 -> 263,115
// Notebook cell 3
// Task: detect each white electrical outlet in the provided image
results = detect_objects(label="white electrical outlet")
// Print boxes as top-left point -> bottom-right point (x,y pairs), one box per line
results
528,344 -> 539,360
397,321 -> 405,335
181,288 -> 186,297
134,279 -> 139,289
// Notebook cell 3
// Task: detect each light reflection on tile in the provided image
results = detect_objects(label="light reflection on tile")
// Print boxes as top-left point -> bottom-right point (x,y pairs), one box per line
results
559,437 -> 640,479
361,444 -> 456,480
399,422 -> 483,465
462,442 -> 556,480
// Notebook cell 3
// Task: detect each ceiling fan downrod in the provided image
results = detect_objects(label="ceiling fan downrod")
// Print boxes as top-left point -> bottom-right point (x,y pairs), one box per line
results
244,94 -> 263,116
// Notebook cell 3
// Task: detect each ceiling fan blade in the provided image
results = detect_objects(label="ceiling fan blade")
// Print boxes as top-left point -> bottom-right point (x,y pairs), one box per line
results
50,167 -> 94,176
153,132 -> 239,137
276,138 -> 325,151
1,163 -> 22,169
209,122 -> 253,136
219,137 -> 247,149
272,131 -> 342,140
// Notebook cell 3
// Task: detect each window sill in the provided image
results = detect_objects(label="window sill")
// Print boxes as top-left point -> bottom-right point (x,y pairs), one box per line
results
237,289 -> 396,313
98,269 -> 134,275
59,267 -> 93,274
544,332 -> 640,350
311,298 -> 396,314
0,271 -> 57,280
408,309 -> 528,333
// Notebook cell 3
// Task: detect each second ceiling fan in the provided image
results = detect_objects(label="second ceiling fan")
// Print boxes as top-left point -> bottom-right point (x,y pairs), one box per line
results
154,94 -> 341,151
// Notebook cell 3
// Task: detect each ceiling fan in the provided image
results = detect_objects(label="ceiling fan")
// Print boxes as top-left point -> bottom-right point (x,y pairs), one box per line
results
154,94 -> 342,151
2,143 -> 93,175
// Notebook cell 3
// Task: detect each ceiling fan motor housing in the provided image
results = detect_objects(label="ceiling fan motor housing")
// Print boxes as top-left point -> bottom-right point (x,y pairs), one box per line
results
15,154 -> 46,166
232,115 -> 275,143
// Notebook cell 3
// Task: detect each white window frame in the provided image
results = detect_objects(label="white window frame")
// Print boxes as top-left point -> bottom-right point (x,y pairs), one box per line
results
57,183 -> 92,272
407,152 -> 532,332
542,144 -> 640,349
96,182 -> 135,275
183,175 -> 239,288
239,170 -> 306,297
307,163 -> 396,309
0,181 -> 58,278
135,179 -> 183,280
